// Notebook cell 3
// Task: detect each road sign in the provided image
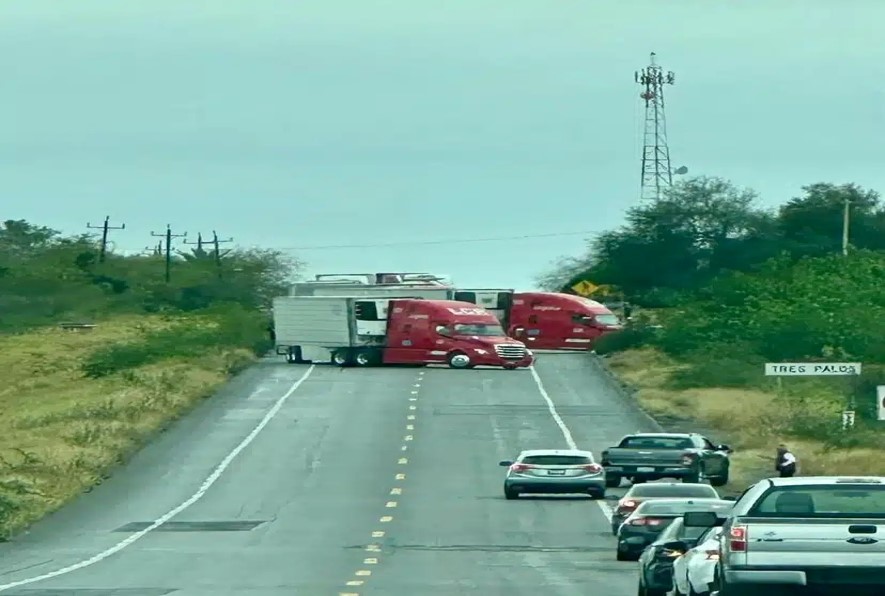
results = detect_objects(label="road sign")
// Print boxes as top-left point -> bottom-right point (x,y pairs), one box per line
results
878,386 -> 885,421
570,280 -> 598,297
764,362 -> 862,376
842,410 -> 856,429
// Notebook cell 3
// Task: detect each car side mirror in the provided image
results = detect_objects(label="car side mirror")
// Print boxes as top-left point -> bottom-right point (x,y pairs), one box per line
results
717,444 -> 732,452
499,460 -> 513,467
683,511 -> 719,528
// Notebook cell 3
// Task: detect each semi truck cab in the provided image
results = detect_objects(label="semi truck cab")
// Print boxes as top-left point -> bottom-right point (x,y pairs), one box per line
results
508,292 -> 622,350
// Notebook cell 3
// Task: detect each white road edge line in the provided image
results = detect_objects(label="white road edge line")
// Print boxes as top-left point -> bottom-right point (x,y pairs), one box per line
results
0,364 -> 318,592
528,366 -> 613,523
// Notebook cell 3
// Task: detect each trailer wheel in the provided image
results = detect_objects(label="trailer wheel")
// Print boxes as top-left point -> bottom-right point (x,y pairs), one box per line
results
331,350 -> 351,367
447,351 -> 471,369
354,349 -> 377,367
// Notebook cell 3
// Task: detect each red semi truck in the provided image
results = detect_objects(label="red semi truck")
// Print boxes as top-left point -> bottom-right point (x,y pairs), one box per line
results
272,295 -> 534,369
289,273 -> 622,350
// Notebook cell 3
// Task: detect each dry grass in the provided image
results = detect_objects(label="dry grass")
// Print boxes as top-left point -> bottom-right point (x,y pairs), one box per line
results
0,315 -> 256,538
607,348 -> 884,493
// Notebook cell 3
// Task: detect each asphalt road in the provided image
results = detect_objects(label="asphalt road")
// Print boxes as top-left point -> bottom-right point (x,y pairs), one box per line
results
0,352 -> 660,595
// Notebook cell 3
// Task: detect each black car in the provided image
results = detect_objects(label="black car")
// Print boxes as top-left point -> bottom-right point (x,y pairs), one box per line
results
610,482 -> 722,535
636,514 -> 724,596
616,498 -> 734,561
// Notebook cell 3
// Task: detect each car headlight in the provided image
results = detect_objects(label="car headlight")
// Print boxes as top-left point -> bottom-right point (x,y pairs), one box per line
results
474,348 -> 488,354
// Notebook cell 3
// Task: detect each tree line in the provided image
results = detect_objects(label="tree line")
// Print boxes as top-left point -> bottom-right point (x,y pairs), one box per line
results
0,219 -> 301,332
538,177 -> 885,427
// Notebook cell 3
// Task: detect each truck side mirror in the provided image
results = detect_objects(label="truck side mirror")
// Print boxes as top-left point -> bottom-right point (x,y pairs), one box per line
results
499,460 -> 513,467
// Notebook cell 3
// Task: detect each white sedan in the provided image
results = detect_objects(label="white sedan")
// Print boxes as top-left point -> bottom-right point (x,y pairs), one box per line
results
672,526 -> 722,596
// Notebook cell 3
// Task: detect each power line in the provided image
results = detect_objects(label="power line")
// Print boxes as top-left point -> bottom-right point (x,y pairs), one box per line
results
86,216 -> 125,263
266,230 -> 597,251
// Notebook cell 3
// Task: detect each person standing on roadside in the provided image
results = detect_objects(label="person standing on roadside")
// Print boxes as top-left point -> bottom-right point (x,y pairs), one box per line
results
775,444 -> 798,477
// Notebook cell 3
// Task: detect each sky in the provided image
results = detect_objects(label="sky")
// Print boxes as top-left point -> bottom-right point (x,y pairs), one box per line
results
1,0 -> 883,289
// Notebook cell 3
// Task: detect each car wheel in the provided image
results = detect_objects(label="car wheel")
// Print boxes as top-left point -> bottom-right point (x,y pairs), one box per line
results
504,487 -> 519,500
588,489 -> 605,499
616,548 -> 630,561
682,473 -> 701,483
331,350 -> 351,367
605,474 -> 621,488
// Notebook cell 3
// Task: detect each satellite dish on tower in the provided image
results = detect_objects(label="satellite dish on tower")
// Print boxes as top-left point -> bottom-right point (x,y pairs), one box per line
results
674,166 -> 688,175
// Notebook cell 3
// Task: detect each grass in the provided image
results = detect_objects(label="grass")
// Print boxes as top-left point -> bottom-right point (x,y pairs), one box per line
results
0,314 -> 257,539
606,347 -> 884,494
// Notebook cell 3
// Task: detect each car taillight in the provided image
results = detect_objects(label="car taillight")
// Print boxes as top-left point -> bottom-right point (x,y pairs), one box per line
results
618,499 -> 638,512
729,525 -> 747,552
681,452 -> 695,466
628,518 -> 647,526
582,463 -> 603,474
704,549 -> 720,560
510,463 -> 536,473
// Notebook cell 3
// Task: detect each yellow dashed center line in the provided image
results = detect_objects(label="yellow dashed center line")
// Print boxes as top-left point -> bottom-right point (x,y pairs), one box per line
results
343,378 -> 423,593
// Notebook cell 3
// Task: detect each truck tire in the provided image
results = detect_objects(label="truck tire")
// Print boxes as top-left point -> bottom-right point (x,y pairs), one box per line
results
709,472 -> 729,487
331,349 -> 352,367
447,351 -> 471,369
286,346 -> 307,364
605,474 -> 621,488
354,349 -> 379,367
682,472 -> 701,483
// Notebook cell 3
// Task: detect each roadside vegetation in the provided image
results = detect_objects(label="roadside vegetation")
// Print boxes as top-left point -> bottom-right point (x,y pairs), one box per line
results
539,178 -> 885,487
0,220 -> 300,538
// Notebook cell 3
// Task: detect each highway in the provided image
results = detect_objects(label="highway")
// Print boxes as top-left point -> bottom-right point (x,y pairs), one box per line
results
0,352 -> 660,595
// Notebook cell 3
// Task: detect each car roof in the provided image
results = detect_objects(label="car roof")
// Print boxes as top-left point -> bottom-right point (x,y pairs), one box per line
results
518,449 -> 595,458
623,433 -> 698,439
762,476 -> 885,486
637,498 -> 730,507
626,482 -> 707,491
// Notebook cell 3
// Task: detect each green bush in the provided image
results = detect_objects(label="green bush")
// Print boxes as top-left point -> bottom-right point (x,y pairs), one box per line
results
593,324 -> 658,355
667,348 -> 765,389
82,306 -> 272,378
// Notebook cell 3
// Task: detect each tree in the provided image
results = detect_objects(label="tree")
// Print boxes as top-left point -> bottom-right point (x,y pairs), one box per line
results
550,176 -> 774,302
778,183 -> 885,257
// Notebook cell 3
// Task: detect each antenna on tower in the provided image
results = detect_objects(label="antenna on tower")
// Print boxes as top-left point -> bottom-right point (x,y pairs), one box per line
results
635,52 -> 685,201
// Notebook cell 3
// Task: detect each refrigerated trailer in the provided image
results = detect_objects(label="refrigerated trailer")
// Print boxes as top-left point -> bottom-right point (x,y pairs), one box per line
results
290,273 -> 623,350
272,295 -> 534,369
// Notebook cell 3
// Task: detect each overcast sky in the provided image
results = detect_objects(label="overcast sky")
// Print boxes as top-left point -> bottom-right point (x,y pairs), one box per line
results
2,1 -> 883,288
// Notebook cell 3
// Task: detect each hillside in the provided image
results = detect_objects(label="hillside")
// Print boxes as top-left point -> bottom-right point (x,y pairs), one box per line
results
539,178 -> 885,484
0,220 -> 298,538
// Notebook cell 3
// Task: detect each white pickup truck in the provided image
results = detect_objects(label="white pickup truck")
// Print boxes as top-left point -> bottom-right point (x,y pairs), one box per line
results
685,476 -> 885,596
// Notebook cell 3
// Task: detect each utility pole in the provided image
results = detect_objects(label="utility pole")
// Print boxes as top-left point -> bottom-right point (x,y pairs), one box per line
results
150,225 -> 187,282
86,216 -> 125,263
635,52 -> 686,201
842,197 -> 851,256
211,231 -> 233,278
183,232 -> 208,256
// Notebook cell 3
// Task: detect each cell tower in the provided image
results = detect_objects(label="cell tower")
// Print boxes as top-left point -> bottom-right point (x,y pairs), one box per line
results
635,52 -> 680,201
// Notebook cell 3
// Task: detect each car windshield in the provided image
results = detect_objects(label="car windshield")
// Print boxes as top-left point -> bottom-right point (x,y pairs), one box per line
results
522,455 -> 593,466
637,499 -> 733,516
453,323 -> 505,336
629,484 -> 719,498
619,436 -> 695,449
749,485 -> 885,519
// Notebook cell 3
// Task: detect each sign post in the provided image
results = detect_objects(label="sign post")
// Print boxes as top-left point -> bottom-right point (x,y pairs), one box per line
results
878,385 -> 885,422
764,362 -> 862,430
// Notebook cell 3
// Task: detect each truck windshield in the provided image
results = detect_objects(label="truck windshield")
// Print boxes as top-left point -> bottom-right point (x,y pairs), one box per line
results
748,485 -> 885,518
453,323 -> 505,336
594,313 -> 621,326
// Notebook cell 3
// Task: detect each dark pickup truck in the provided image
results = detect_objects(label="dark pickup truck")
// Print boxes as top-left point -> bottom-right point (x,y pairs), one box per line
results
600,432 -> 731,488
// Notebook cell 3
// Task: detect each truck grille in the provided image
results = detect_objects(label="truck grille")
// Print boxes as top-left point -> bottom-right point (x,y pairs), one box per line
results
495,344 -> 526,360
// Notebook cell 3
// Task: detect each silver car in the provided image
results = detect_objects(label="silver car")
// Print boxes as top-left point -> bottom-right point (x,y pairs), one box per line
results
499,449 -> 607,500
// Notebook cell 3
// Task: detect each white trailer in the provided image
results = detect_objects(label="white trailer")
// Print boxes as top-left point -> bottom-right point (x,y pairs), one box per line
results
289,282 -> 514,324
